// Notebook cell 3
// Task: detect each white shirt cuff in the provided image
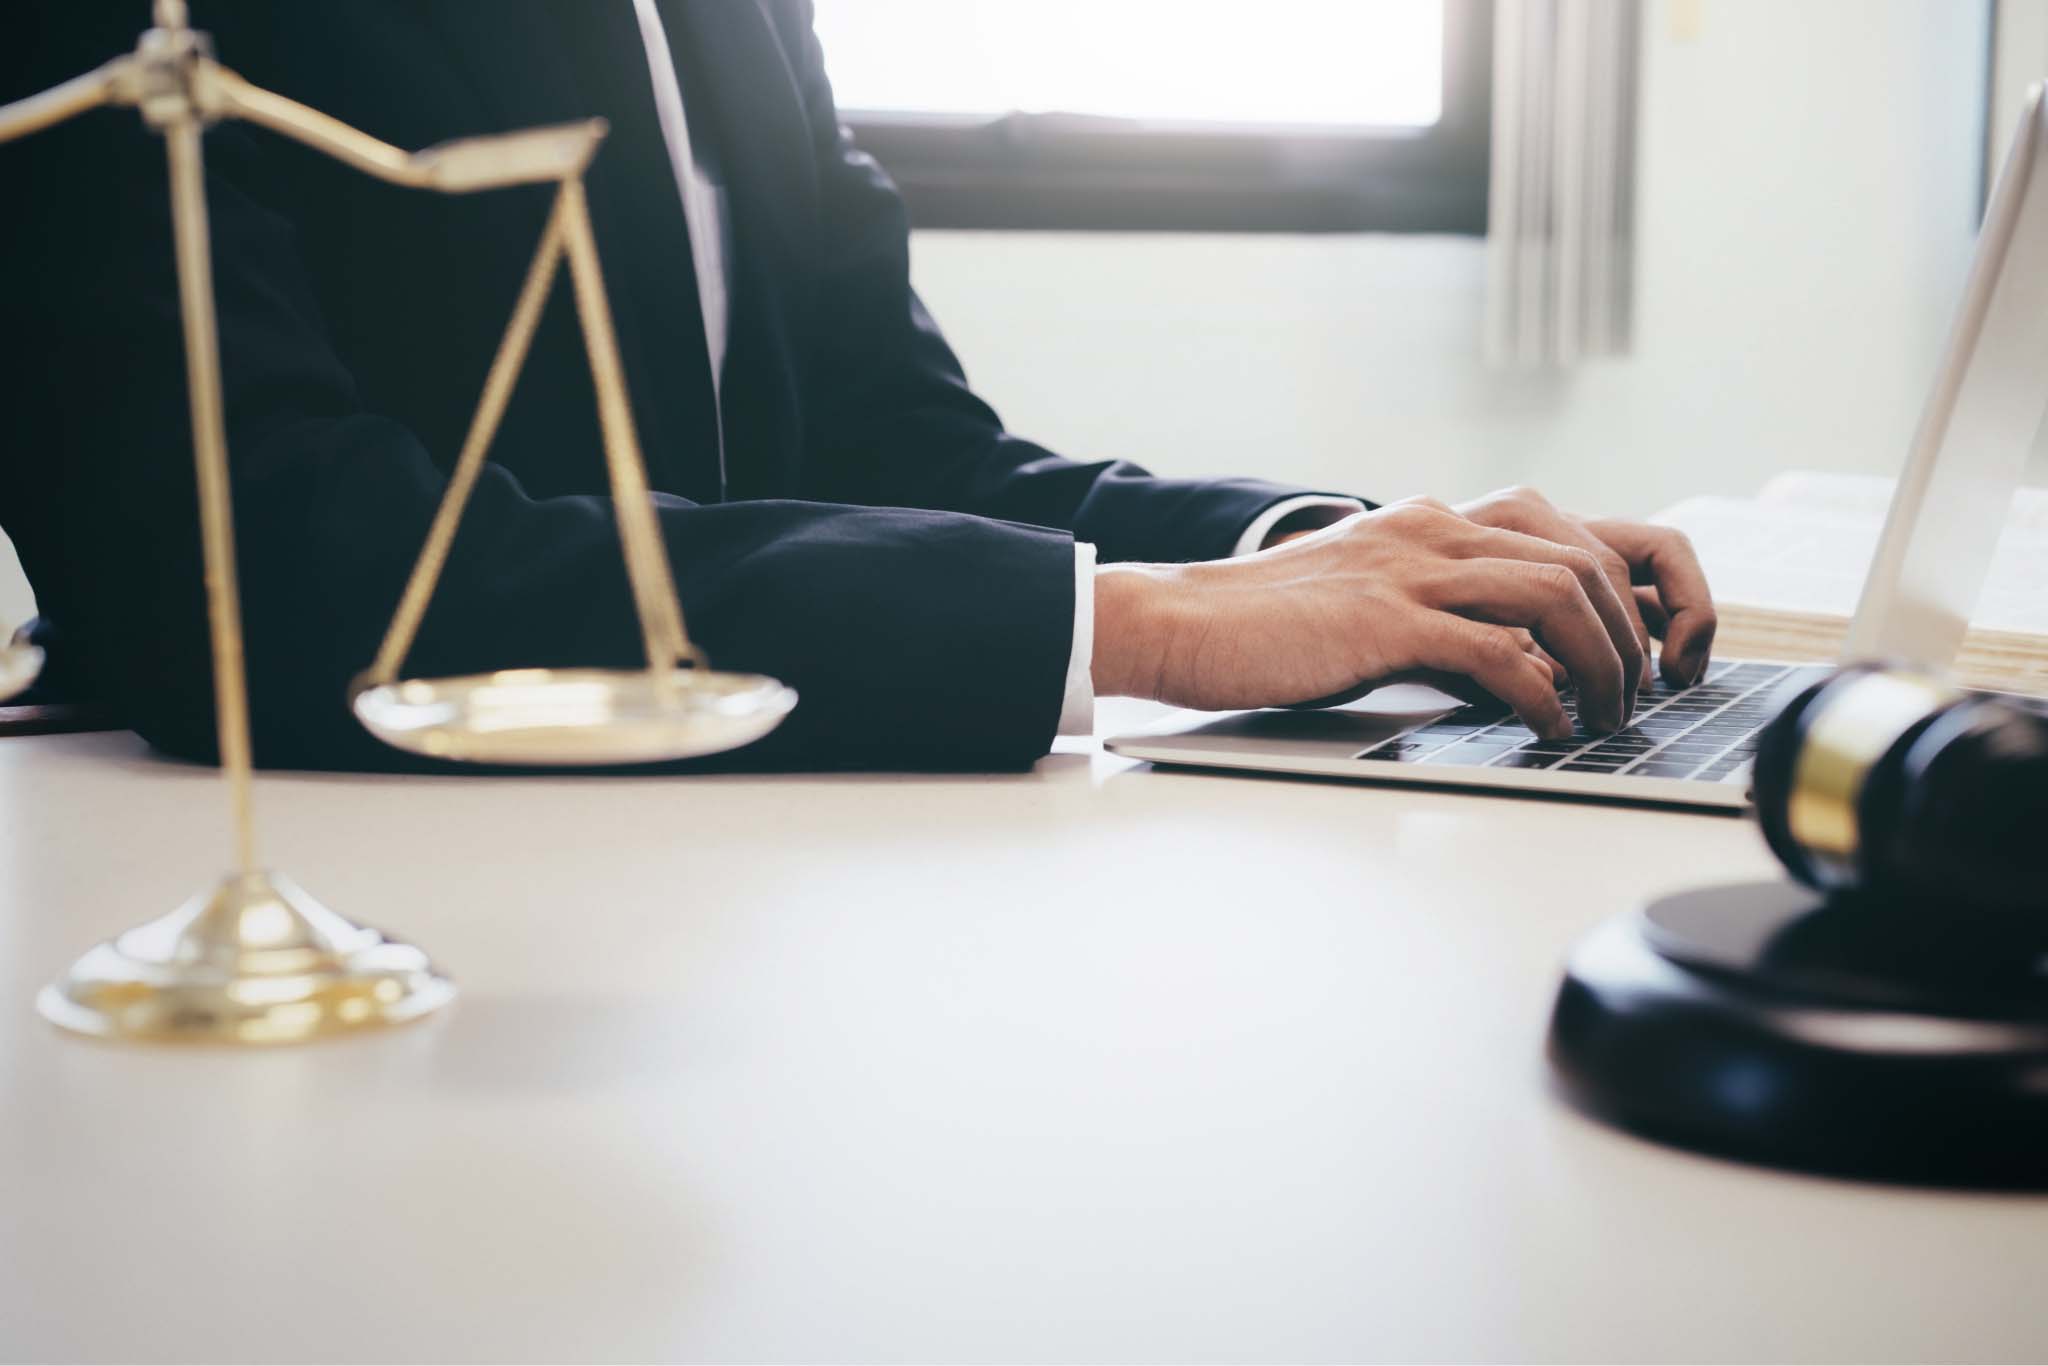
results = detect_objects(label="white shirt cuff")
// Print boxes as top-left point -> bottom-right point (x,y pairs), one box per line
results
1232,495 -> 1368,557
1056,540 -> 1098,736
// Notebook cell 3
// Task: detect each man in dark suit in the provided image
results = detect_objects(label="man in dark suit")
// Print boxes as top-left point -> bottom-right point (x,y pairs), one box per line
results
0,2 -> 1714,771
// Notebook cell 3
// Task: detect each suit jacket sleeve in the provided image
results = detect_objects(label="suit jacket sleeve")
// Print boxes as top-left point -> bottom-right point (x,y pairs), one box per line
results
773,0 -> 1353,565
0,16 -> 1073,773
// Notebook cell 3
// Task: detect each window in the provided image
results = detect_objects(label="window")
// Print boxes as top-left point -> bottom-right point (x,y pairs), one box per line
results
809,0 -> 1494,234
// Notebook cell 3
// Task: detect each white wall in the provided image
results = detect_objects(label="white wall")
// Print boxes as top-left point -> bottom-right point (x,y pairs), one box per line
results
908,0 -> 1993,520
0,0 -> 1994,631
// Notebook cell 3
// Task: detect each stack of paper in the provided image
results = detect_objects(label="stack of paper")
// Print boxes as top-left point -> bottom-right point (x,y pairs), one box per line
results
1652,472 -> 2048,694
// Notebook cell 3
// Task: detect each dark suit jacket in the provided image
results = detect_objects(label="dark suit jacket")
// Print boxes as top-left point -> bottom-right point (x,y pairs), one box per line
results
1,2 -> 1331,770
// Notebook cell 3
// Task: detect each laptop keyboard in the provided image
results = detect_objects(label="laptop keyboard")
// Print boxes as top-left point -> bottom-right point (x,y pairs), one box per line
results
1353,661 -> 1826,783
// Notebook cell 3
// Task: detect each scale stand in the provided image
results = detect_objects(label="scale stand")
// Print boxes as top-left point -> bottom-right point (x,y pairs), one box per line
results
5,2 -> 789,1043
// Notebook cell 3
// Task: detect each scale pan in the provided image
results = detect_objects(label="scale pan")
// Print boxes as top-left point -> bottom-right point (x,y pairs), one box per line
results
0,636 -> 44,702
353,666 -> 796,765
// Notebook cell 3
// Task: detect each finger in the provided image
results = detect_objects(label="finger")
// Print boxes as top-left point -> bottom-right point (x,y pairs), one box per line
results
1459,491 -> 1655,697
1454,524 -> 1646,718
1583,519 -> 1718,684
1398,663 -> 1557,713
1404,617 -> 1572,739
1425,557 -> 1626,732
1508,627 -> 1568,685
1558,533 -> 1652,693
1582,540 -> 1654,690
1633,586 -> 1670,638
1440,526 -> 1643,725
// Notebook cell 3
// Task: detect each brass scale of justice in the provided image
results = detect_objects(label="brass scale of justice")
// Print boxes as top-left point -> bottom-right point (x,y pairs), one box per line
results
0,1 -> 796,1044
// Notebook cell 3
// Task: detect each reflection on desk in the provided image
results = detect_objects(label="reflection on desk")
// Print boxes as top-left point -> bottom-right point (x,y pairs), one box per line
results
1,704 -> 2043,1363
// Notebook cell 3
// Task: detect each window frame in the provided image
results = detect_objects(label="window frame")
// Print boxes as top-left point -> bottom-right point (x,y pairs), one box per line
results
837,0 -> 1495,235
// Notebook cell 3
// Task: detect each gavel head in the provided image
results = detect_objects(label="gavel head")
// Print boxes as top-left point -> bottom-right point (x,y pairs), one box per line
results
1752,664 -> 2048,913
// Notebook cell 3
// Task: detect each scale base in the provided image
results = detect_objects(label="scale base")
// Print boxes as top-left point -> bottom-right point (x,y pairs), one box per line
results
37,869 -> 454,1044
1549,880 -> 2048,1188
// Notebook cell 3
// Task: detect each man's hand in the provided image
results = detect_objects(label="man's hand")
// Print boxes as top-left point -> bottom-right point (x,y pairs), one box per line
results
1092,488 -> 1716,740
1453,486 -> 1717,692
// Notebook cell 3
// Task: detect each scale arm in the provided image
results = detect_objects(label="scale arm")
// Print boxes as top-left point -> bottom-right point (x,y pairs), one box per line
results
0,49 -> 603,194
206,65 -> 605,193
0,58 -> 130,146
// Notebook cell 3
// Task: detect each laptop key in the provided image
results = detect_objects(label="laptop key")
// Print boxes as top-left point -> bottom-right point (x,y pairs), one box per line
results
1630,760 -> 1705,778
1491,751 -> 1565,769
1418,743 -> 1520,766
1362,740 -> 1437,759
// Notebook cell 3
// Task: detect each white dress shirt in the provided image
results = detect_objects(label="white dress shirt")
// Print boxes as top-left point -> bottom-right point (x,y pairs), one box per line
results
631,4 -> 1360,738
633,0 -> 730,496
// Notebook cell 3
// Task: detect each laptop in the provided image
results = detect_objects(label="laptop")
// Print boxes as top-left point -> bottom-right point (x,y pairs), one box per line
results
1107,83 -> 2048,813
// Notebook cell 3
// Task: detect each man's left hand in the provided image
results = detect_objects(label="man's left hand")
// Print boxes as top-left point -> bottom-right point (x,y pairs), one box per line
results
1451,486 -> 1716,695
1270,485 -> 1719,702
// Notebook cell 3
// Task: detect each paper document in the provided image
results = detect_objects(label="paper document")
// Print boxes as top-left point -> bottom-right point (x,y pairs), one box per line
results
1654,472 -> 2048,634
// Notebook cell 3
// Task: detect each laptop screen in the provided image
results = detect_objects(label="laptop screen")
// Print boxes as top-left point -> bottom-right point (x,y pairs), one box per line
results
1845,82 -> 2048,669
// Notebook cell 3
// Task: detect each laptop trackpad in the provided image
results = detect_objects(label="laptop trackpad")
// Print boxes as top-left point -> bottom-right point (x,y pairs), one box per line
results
1132,683 -> 1461,757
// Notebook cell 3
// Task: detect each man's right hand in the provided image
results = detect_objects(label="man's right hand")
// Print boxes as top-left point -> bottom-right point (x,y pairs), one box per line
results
1091,495 -> 1715,740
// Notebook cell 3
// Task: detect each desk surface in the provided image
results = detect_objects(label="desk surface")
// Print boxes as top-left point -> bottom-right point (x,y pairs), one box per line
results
2,707 -> 2043,1363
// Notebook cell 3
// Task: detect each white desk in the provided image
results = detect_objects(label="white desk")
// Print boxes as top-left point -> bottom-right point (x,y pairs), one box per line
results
2,706 -> 2043,1363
